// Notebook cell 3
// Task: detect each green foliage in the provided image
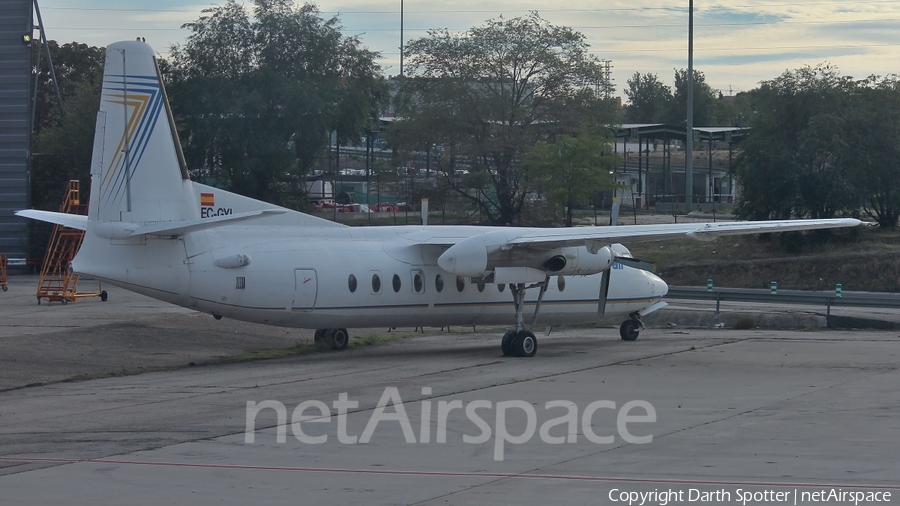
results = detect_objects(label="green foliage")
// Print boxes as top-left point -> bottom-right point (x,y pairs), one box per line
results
733,317 -> 756,330
31,41 -> 105,134
843,77 -> 900,227
624,72 -> 671,123
624,69 -> 723,126
670,68 -> 718,126
731,64 -> 900,226
30,42 -> 105,209
29,42 -> 105,259
166,0 -> 387,206
523,125 -> 618,226
391,12 -> 617,225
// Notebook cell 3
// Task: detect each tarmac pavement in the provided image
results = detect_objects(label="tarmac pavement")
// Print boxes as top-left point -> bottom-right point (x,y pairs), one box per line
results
0,274 -> 898,505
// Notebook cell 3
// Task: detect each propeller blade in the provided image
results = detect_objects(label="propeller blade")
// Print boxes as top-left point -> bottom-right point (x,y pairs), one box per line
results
597,267 -> 612,316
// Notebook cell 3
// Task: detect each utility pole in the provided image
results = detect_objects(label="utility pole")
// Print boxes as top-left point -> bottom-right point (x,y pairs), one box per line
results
685,0 -> 694,206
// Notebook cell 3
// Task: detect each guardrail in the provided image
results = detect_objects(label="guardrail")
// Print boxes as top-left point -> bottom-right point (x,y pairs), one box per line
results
666,286 -> 900,316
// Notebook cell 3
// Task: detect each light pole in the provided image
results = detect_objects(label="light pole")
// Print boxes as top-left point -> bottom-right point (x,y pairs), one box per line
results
685,0 -> 694,206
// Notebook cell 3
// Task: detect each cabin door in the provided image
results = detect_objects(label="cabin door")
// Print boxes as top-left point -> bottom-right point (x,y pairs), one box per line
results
293,269 -> 317,311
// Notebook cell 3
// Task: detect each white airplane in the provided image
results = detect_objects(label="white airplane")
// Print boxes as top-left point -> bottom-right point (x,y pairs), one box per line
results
18,40 -> 863,357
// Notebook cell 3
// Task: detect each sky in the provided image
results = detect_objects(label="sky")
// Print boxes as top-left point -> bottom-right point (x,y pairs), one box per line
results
36,0 -> 900,99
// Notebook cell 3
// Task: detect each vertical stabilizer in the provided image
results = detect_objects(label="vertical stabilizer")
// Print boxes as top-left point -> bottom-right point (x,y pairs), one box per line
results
89,40 -> 197,223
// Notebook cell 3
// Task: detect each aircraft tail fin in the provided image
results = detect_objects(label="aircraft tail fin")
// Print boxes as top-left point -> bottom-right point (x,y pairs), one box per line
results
88,40 -> 197,223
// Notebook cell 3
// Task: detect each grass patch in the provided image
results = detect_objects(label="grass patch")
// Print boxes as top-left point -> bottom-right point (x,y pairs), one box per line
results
733,317 -> 757,330
629,226 -> 900,292
222,330 -> 422,361
348,331 -> 418,348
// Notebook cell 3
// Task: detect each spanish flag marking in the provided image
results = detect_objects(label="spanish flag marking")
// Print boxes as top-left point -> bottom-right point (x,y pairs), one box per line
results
200,193 -> 215,207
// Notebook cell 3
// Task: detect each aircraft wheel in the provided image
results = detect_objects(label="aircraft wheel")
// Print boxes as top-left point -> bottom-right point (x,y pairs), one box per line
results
501,330 -> 516,356
314,329 -> 327,346
620,320 -> 640,341
100,290 -> 108,302
330,328 -> 350,350
513,330 -> 537,358
1,285 -> 7,292
61,298 -> 68,305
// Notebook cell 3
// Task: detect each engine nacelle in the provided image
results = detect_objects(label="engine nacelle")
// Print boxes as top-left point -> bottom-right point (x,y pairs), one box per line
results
437,237 -> 491,277
437,230 -> 616,278
544,246 -> 613,276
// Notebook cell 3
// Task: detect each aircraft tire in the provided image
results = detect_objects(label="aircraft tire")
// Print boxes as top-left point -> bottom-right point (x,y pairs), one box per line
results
501,331 -> 516,356
330,328 -> 350,350
513,330 -> 537,357
619,320 -> 639,341
100,290 -> 108,302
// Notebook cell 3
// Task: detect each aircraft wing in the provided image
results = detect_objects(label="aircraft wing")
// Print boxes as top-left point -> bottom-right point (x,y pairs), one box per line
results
15,210 -> 88,231
416,218 -> 863,250
433,218 -> 864,279
506,218 -> 864,249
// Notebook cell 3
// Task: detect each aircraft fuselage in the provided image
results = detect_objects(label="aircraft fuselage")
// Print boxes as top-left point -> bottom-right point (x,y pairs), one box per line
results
74,224 -> 667,330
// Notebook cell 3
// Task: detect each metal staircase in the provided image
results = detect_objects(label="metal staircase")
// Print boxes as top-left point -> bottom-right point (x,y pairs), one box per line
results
35,181 -> 105,304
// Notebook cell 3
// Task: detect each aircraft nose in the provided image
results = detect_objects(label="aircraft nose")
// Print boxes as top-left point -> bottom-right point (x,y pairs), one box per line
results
652,272 -> 668,297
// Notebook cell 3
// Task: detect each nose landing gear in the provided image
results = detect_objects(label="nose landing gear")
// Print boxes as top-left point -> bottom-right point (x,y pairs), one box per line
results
619,312 -> 644,341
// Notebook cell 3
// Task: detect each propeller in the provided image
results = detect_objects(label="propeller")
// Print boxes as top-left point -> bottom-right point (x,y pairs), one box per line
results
597,256 -> 658,316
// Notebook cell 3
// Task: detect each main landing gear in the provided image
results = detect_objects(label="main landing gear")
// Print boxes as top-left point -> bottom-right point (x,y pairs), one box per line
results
314,328 -> 350,350
500,278 -> 549,358
619,312 -> 644,341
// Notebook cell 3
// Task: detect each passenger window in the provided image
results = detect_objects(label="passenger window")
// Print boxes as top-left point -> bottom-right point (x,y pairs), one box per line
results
456,276 -> 465,292
412,270 -> 424,294
498,283 -> 505,293
348,274 -> 357,293
435,274 -> 444,292
557,276 -> 566,292
371,272 -> 382,294
477,281 -> 485,292
392,274 -> 402,293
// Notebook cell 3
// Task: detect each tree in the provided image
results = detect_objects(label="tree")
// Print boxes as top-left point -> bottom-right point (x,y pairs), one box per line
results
843,77 -> 900,227
31,41 -> 105,135
523,125 -> 618,226
669,68 -> 718,126
391,12 -> 616,225
623,72 -> 671,123
166,0 -> 387,206
27,42 -> 105,258
30,42 -> 104,211
732,64 -> 860,221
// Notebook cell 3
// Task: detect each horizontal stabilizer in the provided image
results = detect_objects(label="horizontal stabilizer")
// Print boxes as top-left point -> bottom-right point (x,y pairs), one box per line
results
128,209 -> 287,236
15,210 -> 88,231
